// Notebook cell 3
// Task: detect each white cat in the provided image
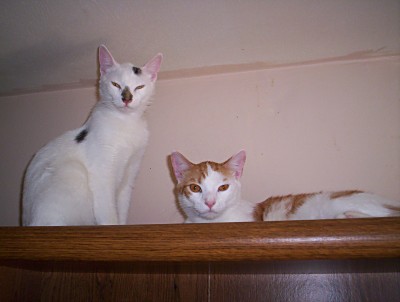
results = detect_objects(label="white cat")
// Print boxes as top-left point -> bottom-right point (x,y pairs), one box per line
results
23,45 -> 162,226
170,151 -> 400,223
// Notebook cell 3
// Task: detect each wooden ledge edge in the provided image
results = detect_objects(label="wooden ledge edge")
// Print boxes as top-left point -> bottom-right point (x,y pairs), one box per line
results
0,217 -> 399,262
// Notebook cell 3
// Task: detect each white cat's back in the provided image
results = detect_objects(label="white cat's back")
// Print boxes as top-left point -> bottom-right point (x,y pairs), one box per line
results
23,109 -> 149,226
23,128 -> 93,226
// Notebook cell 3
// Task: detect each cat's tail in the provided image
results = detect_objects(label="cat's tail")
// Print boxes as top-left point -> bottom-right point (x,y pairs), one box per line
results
342,195 -> 400,219
384,204 -> 400,217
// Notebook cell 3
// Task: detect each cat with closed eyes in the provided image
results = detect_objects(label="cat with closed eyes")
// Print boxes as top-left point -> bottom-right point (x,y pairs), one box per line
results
170,151 -> 400,223
23,45 -> 162,226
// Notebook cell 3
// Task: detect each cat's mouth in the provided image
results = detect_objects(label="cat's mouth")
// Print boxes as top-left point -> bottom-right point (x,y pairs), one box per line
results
199,209 -> 220,219
115,100 -> 135,110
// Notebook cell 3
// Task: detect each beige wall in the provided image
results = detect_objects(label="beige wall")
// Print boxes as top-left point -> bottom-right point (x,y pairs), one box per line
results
0,57 -> 399,226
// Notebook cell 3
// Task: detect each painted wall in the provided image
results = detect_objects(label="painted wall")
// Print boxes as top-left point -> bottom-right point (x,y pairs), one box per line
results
0,57 -> 399,226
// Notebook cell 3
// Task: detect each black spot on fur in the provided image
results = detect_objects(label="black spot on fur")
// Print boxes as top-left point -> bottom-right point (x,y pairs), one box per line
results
132,66 -> 142,75
75,129 -> 88,143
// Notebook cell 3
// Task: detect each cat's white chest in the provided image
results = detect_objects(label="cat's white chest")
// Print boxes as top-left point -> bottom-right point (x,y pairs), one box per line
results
84,112 -> 149,176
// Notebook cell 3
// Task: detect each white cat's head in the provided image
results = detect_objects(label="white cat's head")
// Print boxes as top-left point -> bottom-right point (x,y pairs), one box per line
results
98,45 -> 162,113
171,151 -> 246,221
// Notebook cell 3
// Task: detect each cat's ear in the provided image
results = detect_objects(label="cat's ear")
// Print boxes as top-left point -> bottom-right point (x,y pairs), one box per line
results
99,45 -> 117,75
224,150 -> 246,179
143,53 -> 163,82
170,152 -> 192,183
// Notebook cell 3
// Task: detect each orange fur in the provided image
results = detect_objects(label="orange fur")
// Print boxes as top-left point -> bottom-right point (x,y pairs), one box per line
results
177,160 -> 233,198
254,193 -> 317,220
330,190 -> 362,199
286,193 -> 316,217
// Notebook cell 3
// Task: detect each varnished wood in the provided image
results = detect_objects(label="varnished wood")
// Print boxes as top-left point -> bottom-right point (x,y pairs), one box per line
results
0,218 -> 399,262
209,272 -> 400,302
0,218 -> 399,301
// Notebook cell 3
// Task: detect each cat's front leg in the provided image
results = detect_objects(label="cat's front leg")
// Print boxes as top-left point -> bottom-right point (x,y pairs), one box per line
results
90,179 -> 119,225
117,148 -> 146,224
117,185 -> 133,225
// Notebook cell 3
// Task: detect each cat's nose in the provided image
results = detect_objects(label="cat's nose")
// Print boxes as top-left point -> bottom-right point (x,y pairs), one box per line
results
123,98 -> 132,105
121,87 -> 133,103
205,200 -> 216,209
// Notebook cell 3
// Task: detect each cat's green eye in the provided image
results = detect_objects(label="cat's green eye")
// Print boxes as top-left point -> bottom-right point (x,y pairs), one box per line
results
135,85 -> 145,91
111,82 -> 121,89
218,184 -> 230,192
189,184 -> 202,193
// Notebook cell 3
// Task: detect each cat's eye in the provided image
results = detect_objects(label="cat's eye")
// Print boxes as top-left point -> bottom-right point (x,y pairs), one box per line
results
135,85 -> 145,91
111,82 -> 121,89
189,184 -> 202,193
218,184 -> 230,192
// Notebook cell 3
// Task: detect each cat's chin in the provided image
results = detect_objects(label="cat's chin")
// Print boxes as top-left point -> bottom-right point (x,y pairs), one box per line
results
114,103 -> 140,112
198,210 -> 221,220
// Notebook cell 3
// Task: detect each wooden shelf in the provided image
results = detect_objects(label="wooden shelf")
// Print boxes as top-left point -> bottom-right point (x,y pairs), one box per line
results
1,218 -> 399,301
1,217 -> 399,263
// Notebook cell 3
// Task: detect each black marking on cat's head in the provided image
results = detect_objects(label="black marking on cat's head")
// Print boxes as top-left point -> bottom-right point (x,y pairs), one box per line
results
75,129 -> 88,143
132,66 -> 142,75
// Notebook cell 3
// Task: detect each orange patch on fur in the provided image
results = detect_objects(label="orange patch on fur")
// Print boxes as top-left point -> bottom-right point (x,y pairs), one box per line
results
254,193 -> 317,221
177,160 -> 234,198
286,193 -> 316,217
253,197 -> 282,221
330,190 -> 362,199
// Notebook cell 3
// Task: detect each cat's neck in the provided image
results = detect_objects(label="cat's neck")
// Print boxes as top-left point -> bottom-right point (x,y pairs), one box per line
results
88,96 -> 147,127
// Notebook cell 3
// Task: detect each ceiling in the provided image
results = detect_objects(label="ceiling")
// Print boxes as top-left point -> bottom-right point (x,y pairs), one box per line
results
1,0 -> 399,96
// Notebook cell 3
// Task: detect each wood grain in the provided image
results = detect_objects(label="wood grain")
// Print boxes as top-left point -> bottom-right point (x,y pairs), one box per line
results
0,217 -> 399,262
0,218 -> 399,302
0,263 -> 209,302
209,272 -> 400,302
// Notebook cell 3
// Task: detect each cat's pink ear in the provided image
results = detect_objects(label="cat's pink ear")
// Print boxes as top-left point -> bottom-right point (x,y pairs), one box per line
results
143,53 -> 163,82
171,152 -> 192,183
225,150 -> 246,179
99,45 -> 117,75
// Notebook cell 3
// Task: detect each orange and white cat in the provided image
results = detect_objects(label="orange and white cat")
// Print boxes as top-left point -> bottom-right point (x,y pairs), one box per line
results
170,151 -> 400,223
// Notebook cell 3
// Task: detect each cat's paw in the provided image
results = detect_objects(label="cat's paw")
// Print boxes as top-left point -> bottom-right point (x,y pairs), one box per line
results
96,217 -> 119,225
338,211 -> 371,219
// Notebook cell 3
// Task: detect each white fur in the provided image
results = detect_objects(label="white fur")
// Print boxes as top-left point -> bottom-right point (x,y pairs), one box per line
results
263,192 -> 400,221
23,46 -> 162,226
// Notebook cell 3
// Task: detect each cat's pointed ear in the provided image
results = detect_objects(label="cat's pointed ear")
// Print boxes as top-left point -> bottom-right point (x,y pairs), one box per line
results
224,150 -> 246,179
99,45 -> 117,75
143,53 -> 163,82
171,152 -> 192,183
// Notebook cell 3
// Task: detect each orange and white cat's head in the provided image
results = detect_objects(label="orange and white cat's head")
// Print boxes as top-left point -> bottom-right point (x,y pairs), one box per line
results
170,151 -> 246,221
98,45 -> 162,112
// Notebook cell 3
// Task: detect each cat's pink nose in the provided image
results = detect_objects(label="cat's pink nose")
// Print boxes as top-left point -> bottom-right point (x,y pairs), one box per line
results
205,200 -> 216,209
